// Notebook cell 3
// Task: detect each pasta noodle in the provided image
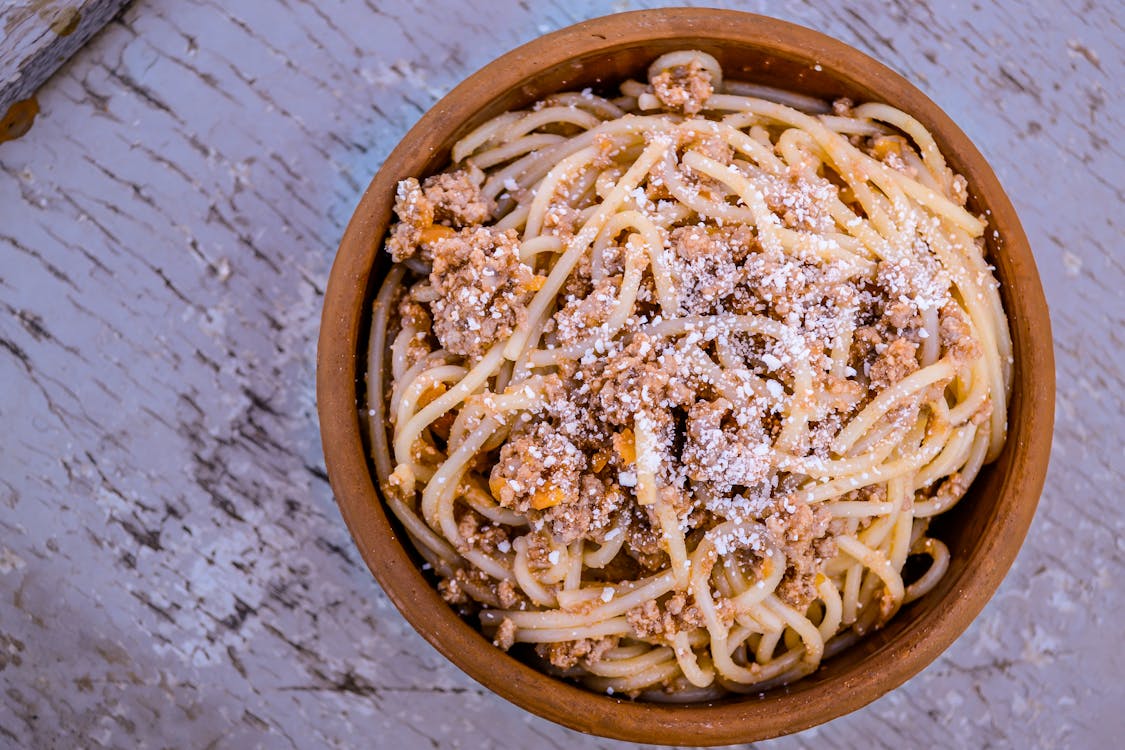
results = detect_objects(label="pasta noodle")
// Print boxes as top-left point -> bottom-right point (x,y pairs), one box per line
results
365,50 -> 1011,699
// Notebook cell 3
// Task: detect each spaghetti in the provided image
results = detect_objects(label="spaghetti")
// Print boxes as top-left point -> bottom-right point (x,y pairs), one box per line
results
365,51 -> 1011,699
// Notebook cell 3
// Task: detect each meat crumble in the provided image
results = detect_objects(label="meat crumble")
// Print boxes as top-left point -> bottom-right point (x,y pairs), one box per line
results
536,636 -> 617,669
651,59 -> 714,115
422,169 -> 494,227
428,227 -> 539,359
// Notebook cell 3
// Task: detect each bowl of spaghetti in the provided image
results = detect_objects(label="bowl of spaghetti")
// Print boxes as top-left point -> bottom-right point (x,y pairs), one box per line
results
317,8 -> 1053,744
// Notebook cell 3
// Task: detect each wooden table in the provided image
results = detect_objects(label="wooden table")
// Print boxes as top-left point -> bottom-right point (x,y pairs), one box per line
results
2,1 -> 1121,747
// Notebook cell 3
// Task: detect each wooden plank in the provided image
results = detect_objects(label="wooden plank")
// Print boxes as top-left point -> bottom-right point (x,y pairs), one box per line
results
1,0 -> 131,114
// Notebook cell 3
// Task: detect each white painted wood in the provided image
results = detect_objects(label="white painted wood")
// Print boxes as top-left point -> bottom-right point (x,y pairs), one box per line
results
0,0 -> 1121,747
0,0 -> 131,111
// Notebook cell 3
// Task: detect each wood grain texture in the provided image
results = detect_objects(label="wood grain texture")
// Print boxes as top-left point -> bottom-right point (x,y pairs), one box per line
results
0,0 -> 132,112
0,1 -> 1120,748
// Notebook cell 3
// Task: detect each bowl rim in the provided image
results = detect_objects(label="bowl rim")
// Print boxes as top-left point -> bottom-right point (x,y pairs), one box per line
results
316,8 -> 1054,744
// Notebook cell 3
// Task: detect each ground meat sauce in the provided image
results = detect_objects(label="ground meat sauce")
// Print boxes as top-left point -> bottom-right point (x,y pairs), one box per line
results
536,636 -> 617,670
379,69 -> 994,690
422,169 -> 494,227
651,59 -> 714,115
868,338 -> 921,390
387,177 -> 433,263
428,227 -> 540,359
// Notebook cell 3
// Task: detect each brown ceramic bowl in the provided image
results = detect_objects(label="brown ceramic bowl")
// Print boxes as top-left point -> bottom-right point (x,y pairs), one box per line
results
317,8 -> 1053,744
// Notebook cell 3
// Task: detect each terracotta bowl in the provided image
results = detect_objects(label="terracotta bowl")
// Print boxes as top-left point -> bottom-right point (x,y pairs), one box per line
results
317,8 -> 1054,744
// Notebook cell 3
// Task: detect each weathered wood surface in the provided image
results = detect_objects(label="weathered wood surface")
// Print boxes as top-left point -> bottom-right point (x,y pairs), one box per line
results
0,0 -> 1121,747
0,0 -> 132,112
